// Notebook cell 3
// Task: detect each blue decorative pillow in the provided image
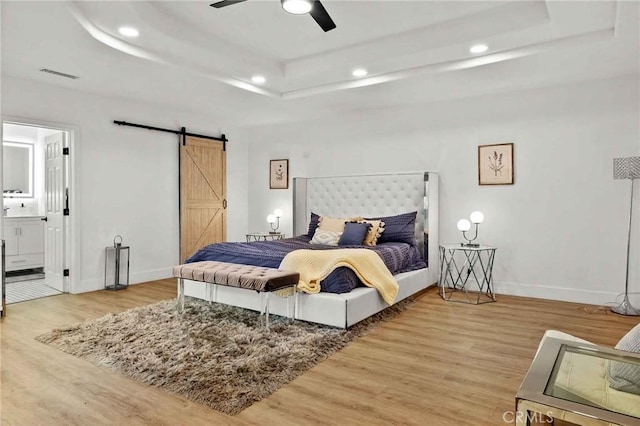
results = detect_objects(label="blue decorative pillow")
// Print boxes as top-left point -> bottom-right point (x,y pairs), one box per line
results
338,222 -> 371,246
365,211 -> 417,245
307,212 -> 320,238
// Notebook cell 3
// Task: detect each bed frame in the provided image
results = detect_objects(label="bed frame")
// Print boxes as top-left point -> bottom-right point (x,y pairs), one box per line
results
183,172 -> 439,328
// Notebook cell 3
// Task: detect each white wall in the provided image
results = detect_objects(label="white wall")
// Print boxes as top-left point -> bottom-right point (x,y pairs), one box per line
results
245,75 -> 640,306
2,76 -> 249,293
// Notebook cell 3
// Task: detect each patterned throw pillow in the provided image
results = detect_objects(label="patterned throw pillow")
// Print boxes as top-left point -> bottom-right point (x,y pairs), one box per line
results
317,216 -> 351,233
607,323 -> 640,395
310,229 -> 341,246
365,211 -> 417,246
359,219 -> 385,246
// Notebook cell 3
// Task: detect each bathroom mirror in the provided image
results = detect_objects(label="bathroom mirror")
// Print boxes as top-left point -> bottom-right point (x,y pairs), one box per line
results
3,141 -> 33,198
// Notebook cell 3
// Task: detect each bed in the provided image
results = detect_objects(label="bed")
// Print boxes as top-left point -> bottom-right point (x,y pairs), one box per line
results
182,172 -> 439,328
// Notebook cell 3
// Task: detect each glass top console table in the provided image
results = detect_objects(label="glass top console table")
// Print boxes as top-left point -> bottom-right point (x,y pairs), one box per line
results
516,337 -> 640,425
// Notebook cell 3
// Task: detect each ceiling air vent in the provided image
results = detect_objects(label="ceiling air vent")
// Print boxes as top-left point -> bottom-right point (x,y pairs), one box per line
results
40,68 -> 80,80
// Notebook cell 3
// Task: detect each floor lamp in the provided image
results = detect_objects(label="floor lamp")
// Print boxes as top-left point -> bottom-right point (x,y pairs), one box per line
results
612,156 -> 640,316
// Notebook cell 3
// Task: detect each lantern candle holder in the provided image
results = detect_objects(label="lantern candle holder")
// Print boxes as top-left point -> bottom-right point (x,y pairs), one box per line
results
105,235 -> 130,291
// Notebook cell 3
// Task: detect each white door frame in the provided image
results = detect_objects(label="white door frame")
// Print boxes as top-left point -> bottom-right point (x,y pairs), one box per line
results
1,116 -> 80,294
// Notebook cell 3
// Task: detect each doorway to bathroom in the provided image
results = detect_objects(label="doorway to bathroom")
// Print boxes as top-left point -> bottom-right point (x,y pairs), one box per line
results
2,120 -> 72,305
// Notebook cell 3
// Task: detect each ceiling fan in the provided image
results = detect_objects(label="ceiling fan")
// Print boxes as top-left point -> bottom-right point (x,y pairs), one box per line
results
210,0 -> 337,32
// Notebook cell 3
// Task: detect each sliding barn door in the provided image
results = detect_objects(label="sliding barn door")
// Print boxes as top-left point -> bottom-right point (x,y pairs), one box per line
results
180,136 -> 226,263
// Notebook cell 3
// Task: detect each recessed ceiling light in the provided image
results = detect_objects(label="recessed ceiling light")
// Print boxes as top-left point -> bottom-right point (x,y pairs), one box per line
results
251,75 -> 266,84
118,26 -> 139,38
352,68 -> 368,77
281,0 -> 312,15
469,44 -> 488,54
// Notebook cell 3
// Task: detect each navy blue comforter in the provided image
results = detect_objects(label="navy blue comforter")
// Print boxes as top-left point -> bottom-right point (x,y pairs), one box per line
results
186,236 -> 426,294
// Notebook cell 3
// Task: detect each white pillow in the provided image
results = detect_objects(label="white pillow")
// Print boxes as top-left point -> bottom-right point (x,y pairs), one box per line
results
310,229 -> 341,246
607,323 -> 640,395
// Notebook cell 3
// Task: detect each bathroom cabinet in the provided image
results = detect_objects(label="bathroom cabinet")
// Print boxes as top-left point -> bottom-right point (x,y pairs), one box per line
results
3,217 -> 44,271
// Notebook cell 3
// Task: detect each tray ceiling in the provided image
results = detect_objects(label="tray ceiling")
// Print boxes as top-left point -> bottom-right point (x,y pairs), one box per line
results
1,1 -> 638,126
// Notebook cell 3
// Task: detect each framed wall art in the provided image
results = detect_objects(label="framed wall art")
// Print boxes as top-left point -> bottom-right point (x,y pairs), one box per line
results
269,159 -> 289,189
478,143 -> 514,185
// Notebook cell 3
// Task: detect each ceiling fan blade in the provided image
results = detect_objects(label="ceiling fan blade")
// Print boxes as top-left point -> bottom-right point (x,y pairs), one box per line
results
309,0 -> 336,32
210,0 -> 247,8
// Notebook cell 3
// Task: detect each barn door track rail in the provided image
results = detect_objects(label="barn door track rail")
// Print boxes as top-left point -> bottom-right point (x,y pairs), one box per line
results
113,120 -> 227,149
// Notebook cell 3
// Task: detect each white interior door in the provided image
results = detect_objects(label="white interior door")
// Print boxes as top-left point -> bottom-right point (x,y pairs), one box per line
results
44,132 -> 65,292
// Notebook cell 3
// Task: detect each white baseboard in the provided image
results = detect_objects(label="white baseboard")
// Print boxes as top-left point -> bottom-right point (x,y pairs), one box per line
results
493,280 -> 636,306
72,273 -> 640,308
75,278 -> 104,294
75,268 -> 173,294
129,268 -> 173,284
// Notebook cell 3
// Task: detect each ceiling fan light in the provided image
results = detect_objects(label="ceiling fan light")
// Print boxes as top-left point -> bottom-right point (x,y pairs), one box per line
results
282,0 -> 312,15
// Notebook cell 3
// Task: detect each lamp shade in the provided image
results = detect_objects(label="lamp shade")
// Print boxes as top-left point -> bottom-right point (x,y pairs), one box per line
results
457,219 -> 471,231
273,208 -> 283,218
266,214 -> 276,224
470,211 -> 484,224
614,156 -> 640,180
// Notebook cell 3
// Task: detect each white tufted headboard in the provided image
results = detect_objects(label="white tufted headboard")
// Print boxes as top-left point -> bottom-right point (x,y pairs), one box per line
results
293,172 -> 439,271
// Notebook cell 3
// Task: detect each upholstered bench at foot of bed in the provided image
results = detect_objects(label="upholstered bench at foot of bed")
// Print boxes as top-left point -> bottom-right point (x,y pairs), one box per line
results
172,261 -> 300,329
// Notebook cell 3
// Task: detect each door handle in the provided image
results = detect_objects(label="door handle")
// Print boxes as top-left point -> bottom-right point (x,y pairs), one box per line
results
223,199 -> 227,209
41,217 -> 48,222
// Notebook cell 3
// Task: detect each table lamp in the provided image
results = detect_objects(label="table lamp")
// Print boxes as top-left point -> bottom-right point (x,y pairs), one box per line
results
457,211 -> 484,247
267,208 -> 283,234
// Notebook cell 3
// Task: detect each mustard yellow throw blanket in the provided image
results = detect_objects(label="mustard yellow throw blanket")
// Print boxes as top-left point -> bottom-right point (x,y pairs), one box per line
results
279,249 -> 399,305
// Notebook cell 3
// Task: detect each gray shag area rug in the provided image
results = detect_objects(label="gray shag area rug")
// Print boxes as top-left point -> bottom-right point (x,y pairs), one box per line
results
36,297 -> 413,415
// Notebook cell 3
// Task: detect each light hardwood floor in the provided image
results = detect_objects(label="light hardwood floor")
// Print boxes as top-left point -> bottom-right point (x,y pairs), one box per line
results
1,280 -> 637,426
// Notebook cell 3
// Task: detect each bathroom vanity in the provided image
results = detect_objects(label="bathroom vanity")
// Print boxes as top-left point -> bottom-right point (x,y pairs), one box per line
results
3,217 -> 44,271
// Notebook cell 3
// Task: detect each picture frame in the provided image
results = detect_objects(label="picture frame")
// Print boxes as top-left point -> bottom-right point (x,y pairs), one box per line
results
269,159 -> 289,189
478,143 -> 514,185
